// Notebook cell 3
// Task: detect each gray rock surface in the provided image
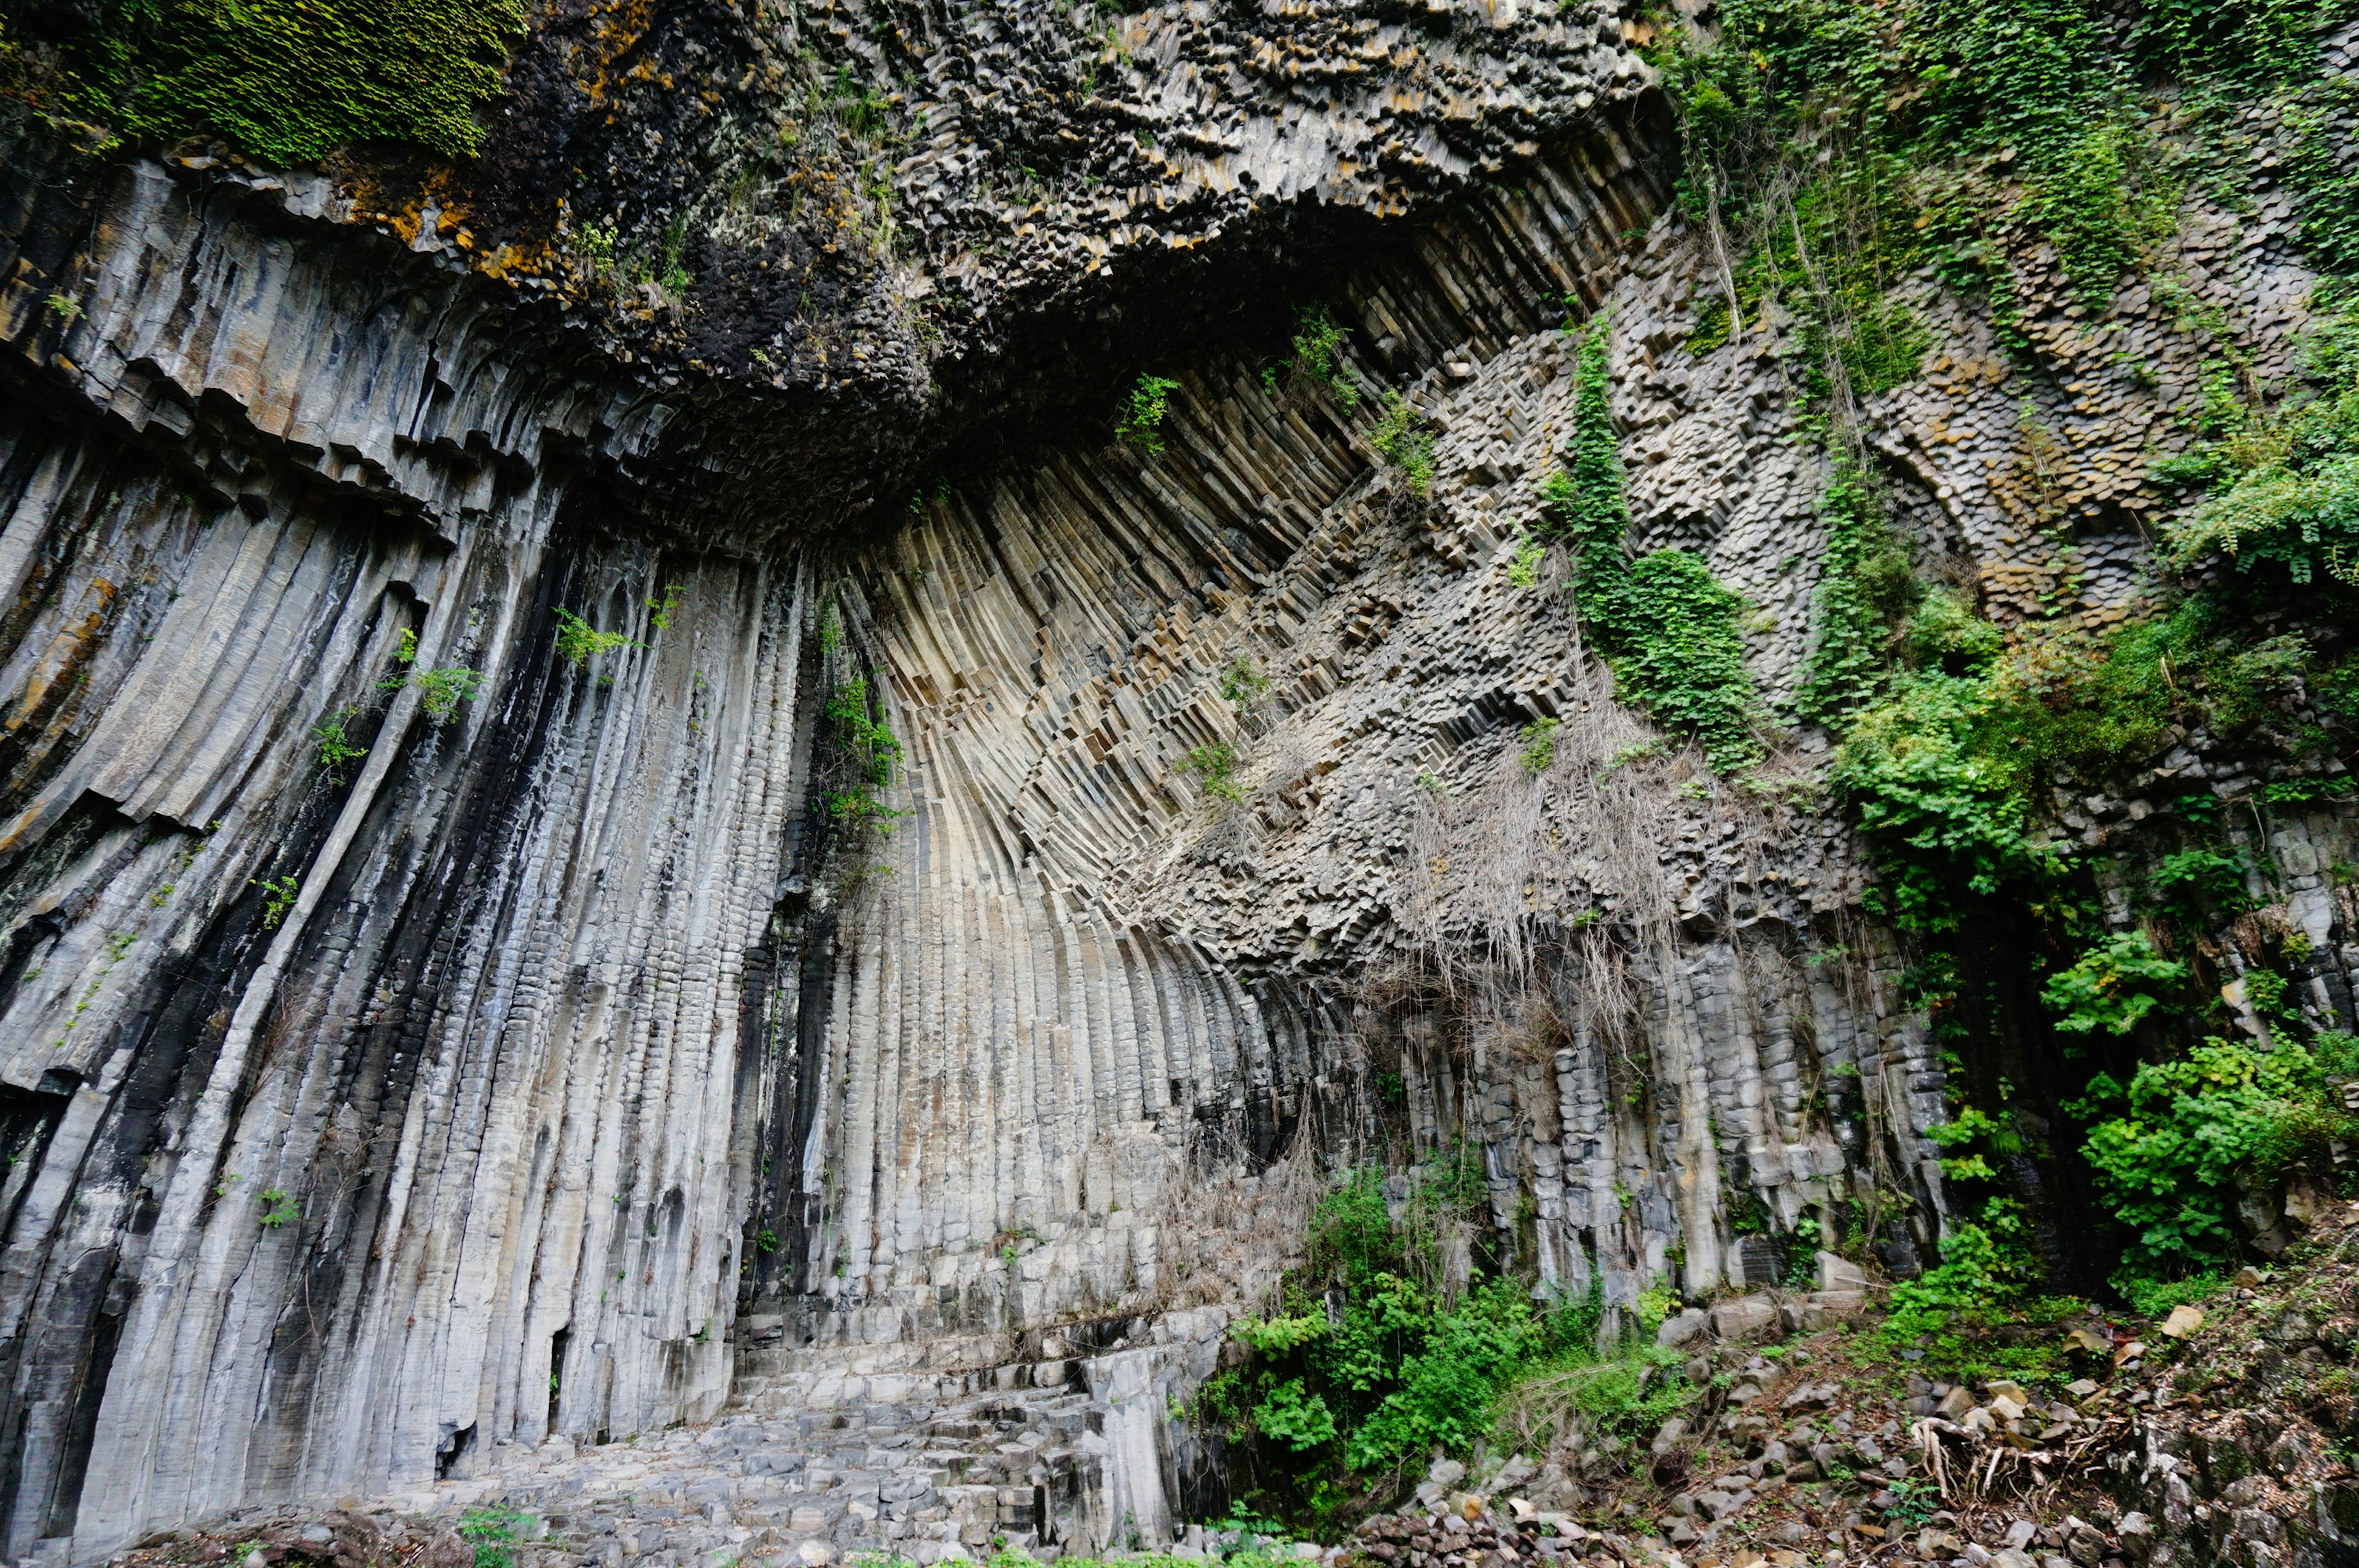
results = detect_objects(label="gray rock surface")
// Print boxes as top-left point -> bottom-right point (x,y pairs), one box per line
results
0,9 -> 2351,1563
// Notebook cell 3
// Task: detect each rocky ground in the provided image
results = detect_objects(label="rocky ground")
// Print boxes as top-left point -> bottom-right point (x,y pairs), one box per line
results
94,1192 -> 2359,1568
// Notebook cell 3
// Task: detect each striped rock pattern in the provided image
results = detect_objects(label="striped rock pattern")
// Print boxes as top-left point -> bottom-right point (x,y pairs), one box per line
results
0,19 -> 2349,1568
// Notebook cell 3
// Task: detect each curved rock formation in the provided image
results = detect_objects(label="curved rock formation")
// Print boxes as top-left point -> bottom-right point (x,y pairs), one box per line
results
0,2 -> 2351,1564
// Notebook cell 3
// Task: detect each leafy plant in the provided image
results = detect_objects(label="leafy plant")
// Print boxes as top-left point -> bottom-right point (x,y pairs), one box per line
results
1371,391 -> 1436,492
1284,306 -> 1361,412
647,583 -> 685,631
460,1508 -> 530,1568
1251,1379 -> 1338,1451
1184,743 -> 1244,803
820,676 -> 904,831
1114,374 -> 1182,454
554,607 -> 640,667
258,1188 -> 297,1228
313,716 -> 366,782
2067,1035 -> 2356,1271
1220,658 -> 1270,706
1543,333 -> 1764,771
2041,930 -> 2188,1037
1506,537 -> 1545,588
1518,717 -> 1560,774
252,874 -> 300,930
412,666 -> 482,724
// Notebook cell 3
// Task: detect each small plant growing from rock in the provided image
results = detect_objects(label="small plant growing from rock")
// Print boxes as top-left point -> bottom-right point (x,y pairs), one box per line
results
258,1188 -> 297,1228
412,666 -> 482,724
1219,656 -> 1270,705
1284,305 -> 1361,411
554,607 -> 640,666
313,712 -> 365,783
1506,537 -> 1545,587
1371,390 -> 1436,492
647,583 -> 685,630
1114,373 -> 1182,454
1184,743 -> 1244,802
460,1508 -> 530,1568
252,875 -> 300,929
1518,717 -> 1560,774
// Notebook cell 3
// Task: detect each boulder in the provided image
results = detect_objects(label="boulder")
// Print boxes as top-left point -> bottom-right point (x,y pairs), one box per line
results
1712,1295 -> 1780,1340
1817,1251 -> 1871,1292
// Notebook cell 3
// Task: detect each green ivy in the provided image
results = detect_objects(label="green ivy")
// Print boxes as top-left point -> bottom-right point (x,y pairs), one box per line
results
1794,458 -> 1916,726
1544,333 -> 1764,772
2164,291 -> 2359,587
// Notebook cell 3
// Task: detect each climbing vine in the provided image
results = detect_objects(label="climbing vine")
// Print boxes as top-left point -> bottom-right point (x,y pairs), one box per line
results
1541,332 -> 1763,772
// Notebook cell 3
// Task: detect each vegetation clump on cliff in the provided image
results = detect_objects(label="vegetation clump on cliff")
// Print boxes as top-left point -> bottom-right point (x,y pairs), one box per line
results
0,0 -> 526,162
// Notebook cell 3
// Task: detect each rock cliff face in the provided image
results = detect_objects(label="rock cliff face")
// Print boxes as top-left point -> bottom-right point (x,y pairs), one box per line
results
0,2 -> 2353,1564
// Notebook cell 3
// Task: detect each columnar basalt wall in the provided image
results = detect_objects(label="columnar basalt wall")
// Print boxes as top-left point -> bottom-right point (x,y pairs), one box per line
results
0,9 -> 2351,1561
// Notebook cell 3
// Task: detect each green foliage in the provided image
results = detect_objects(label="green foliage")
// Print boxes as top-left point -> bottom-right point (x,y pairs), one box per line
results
1796,459 -> 1917,725
1829,668 -> 2049,930
460,1509 -> 530,1568
1183,743 -> 1243,803
821,676 -> 904,829
313,717 -> 365,783
1517,717 -> 1559,775
1200,1157 -> 1675,1529
1829,593 -> 2330,938
1925,1104 -> 2021,1183
2151,848 -> 2255,924
1544,335 -> 1764,771
647,583 -> 685,631
2067,1035 -> 2356,1271
411,666 -> 482,724
1506,537 -> 1545,588
252,873 -> 300,930
1219,658 -> 1270,706
2114,1269 -> 2231,1320
1370,392 -> 1435,492
257,1187 -> 297,1227
10,0 -> 528,165
2041,931 -> 2188,1037
1252,1379 -> 1337,1451
554,607 -> 640,668
1285,307 -> 1361,412
1883,1196 -> 2042,1343
1341,1278 -> 1547,1470
1115,374 -> 1183,454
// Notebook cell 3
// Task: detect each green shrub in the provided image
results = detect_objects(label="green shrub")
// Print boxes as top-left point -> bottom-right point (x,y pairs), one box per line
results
1285,306 -> 1361,412
2067,1036 -> 2353,1271
313,717 -> 366,782
412,666 -> 482,724
1371,392 -> 1436,492
1518,717 -> 1560,774
1114,374 -> 1182,454
2041,931 -> 2188,1038
1882,1196 -> 2041,1344
1252,1379 -> 1338,1451
554,607 -> 640,667
1183,743 -> 1243,803
1544,334 -> 1764,772
2151,848 -> 2255,925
